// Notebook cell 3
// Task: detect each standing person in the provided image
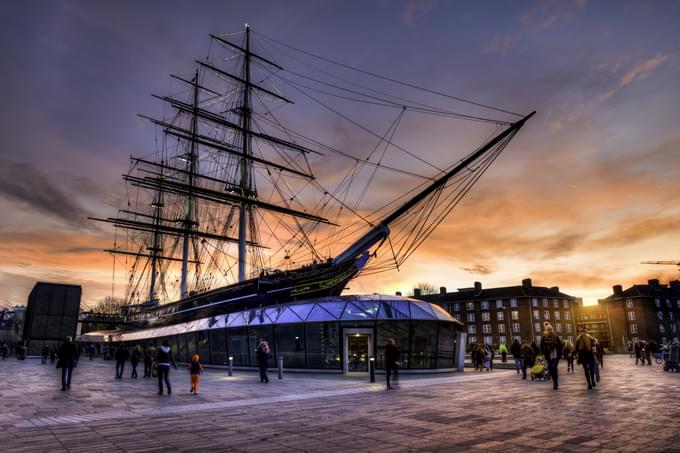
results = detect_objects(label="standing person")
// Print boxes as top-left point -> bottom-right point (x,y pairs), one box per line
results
575,328 -> 597,389
41,344 -> 49,365
56,336 -> 77,391
563,339 -> 575,372
647,340 -> 657,365
634,340 -> 643,365
256,340 -> 270,383
0,342 -> 8,360
88,344 -> 96,360
487,344 -> 495,371
627,341 -> 633,358
155,340 -> 178,395
384,338 -> 400,390
130,345 -> 141,379
499,342 -> 508,363
530,341 -> 540,366
540,322 -> 563,390
114,344 -> 130,379
520,340 -> 535,380
143,344 -> 156,378
595,341 -> 605,369
50,346 -> 58,364
510,339 -> 522,374
188,352 -> 204,394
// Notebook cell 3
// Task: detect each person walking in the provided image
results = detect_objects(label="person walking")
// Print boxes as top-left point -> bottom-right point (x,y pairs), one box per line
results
646,340 -> 657,365
384,338 -> 400,390
634,340 -> 643,365
520,340 -> 535,380
56,336 -> 77,391
188,352 -> 204,394
595,341 -> 605,369
510,339 -> 522,374
130,345 -> 141,379
563,339 -> 575,372
115,344 -> 130,379
88,344 -> 96,360
540,322 -> 563,390
499,342 -> 508,363
41,344 -> 49,365
155,340 -> 178,395
143,344 -> 156,378
575,328 -> 598,390
256,340 -> 270,383
0,342 -> 8,360
50,346 -> 58,364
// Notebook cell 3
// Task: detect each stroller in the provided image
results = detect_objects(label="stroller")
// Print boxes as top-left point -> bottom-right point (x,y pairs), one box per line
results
663,343 -> 680,372
530,354 -> 549,381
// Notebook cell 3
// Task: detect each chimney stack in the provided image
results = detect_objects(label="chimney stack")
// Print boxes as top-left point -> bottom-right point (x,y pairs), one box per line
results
648,279 -> 660,288
440,286 -> 447,295
522,278 -> 532,289
474,281 -> 482,294
550,286 -> 559,294
413,288 -> 422,297
613,285 -> 623,297
670,280 -> 680,291
395,291 -> 402,296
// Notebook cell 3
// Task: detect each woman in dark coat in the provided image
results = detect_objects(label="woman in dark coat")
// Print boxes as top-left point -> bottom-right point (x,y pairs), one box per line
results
256,340 -> 270,383
384,338 -> 400,389
57,336 -> 78,391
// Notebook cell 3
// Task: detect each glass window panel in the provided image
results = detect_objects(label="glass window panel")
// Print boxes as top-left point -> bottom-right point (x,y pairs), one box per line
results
274,324 -> 306,369
185,332 -> 197,359
289,303 -> 315,321
265,307 -> 284,324
437,323 -> 455,368
410,302 -> 437,320
319,301 -> 346,320
249,326 -> 274,368
352,300 -> 381,318
410,321 -> 437,369
196,330 -> 210,362
411,300 -> 436,317
306,322 -> 341,369
247,309 -> 267,326
377,321 -> 410,370
276,307 -> 304,324
228,327 -> 249,366
342,302 -> 374,320
209,329 -> 226,365
228,313 -> 245,327
306,304 -> 337,322
176,334 -> 188,363
431,304 -> 453,321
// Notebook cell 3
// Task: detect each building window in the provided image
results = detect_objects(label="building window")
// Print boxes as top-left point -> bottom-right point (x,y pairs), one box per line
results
482,324 -> 492,334
564,312 -> 571,321
544,311 -> 550,320
481,300 -> 489,310
496,299 -> 503,309
453,303 -> 460,312
657,311 -> 663,320
655,299 -> 661,308
497,311 -> 505,321
625,299 -> 633,309
672,324 -> 677,333
532,298 -> 538,307
670,312 -> 674,321
568,335 -> 574,343
677,300 -> 680,309
554,311 -> 560,320
556,323 -> 562,333
630,324 -> 638,334
510,298 -> 518,308
484,336 -> 493,345
512,323 -> 520,333
466,302 -> 474,311
667,299 -> 671,308
543,298 -> 548,307
511,310 -> 519,320
468,325 -> 476,334
467,313 -> 475,323
532,310 -> 539,320
534,322 -> 541,332
566,324 -> 572,333
553,299 -> 559,308
498,324 -> 505,333
659,325 -> 666,334
536,335 -> 542,342
468,336 -> 477,345
499,335 -> 506,344
632,336 -> 639,344
564,300 -> 570,309
627,311 -> 636,321
481,312 -> 490,321
514,335 -> 522,342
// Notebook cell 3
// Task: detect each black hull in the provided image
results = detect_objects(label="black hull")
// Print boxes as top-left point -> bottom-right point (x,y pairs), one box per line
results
127,255 -> 367,328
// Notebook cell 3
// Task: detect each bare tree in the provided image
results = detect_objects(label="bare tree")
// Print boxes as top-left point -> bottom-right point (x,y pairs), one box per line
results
91,296 -> 127,316
409,282 -> 438,296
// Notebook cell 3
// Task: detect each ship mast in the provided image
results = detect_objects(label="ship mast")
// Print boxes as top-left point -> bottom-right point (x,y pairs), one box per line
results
238,24 -> 252,282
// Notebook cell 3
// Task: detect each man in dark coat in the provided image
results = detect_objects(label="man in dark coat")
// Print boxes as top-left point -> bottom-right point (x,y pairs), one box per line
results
57,336 -> 77,391
384,338 -> 400,390
115,344 -> 130,379
510,339 -> 522,374
256,340 -> 270,383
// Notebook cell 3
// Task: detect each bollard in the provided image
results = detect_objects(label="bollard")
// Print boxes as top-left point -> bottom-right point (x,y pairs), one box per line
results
278,355 -> 284,379
369,357 -> 375,383
228,356 -> 233,376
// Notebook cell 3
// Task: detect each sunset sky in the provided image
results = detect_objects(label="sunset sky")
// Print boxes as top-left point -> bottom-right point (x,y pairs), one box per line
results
1,1 -> 680,309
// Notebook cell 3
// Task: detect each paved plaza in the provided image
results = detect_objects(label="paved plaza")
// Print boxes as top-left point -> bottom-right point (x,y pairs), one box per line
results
0,355 -> 678,452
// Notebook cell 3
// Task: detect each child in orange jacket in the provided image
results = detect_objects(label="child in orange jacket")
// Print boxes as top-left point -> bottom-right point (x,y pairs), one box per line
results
188,353 -> 204,395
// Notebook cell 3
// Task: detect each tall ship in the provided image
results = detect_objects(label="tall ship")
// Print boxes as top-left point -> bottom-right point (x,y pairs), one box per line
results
90,25 -> 534,331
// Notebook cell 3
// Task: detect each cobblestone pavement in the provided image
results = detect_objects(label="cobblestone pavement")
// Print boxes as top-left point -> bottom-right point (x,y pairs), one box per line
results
0,355 -> 678,452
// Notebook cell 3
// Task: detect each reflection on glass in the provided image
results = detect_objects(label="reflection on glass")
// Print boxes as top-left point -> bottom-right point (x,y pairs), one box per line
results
347,334 -> 369,372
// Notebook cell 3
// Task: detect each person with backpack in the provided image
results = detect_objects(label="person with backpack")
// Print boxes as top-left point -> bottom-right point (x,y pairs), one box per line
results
510,339 -> 522,374
540,322 -> 563,390
575,328 -> 598,389
143,344 -> 156,378
188,352 -> 204,394
154,340 -> 178,395
520,340 -> 535,380
41,344 -> 50,365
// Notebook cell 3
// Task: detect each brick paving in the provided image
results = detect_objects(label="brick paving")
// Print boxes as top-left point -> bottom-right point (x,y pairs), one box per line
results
0,355 -> 679,452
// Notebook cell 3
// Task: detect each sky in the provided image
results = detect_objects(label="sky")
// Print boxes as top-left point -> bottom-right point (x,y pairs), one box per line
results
1,0 -> 680,309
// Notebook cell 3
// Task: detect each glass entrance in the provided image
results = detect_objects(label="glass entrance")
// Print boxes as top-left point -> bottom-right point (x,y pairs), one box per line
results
347,334 -> 369,372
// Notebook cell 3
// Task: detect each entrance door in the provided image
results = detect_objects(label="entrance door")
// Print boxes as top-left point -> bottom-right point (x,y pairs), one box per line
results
343,328 -> 373,374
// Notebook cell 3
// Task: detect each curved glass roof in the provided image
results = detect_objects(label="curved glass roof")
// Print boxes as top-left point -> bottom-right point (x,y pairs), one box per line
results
78,295 -> 461,343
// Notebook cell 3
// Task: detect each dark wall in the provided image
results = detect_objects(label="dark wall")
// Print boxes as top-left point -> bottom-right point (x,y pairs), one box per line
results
24,283 -> 81,355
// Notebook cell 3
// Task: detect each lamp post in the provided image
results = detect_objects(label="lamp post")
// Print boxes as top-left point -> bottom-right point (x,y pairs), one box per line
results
369,357 -> 375,383
228,356 -> 233,376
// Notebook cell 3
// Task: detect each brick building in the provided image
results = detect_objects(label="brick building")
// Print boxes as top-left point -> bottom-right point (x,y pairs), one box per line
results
416,278 -> 579,349
573,302 -> 613,349
598,279 -> 680,352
